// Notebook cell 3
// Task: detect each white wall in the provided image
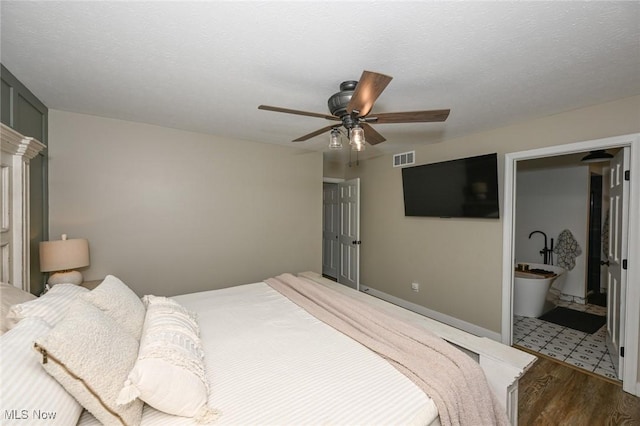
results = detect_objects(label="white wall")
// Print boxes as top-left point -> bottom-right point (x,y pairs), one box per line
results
515,165 -> 589,300
48,110 -> 323,296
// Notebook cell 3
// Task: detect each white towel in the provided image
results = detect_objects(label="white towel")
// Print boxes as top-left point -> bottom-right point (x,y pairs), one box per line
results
553,229 -> 582,270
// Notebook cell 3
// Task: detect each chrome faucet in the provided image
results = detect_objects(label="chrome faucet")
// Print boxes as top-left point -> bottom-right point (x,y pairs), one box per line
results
529,230 -> 554,265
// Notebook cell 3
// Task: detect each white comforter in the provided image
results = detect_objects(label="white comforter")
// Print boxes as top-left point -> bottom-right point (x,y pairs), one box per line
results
79,282 -> 439,425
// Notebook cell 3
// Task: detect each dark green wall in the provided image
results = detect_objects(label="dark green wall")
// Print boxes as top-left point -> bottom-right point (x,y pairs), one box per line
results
1,64 -> 48,295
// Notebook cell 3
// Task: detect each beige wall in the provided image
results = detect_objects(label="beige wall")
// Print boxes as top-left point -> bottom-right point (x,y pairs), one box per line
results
48,110 -> 322,296
323,156 -> 348,179
345,95 -> 640,333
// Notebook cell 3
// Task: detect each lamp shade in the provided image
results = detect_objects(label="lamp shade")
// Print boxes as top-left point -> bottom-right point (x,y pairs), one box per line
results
39,236 -> 90,272
581,150 -> 613,163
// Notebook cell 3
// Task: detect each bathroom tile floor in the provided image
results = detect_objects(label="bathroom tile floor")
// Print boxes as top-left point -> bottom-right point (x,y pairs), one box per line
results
513,300 -> 619,381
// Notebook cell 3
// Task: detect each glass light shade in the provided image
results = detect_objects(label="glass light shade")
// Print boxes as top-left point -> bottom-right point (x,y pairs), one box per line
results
350,127 -> 366,152
328,129 -> 342,149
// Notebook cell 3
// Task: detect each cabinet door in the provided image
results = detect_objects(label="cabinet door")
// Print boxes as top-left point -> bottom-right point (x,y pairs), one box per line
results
1,78 -> 11,125
1,64 -> 48,295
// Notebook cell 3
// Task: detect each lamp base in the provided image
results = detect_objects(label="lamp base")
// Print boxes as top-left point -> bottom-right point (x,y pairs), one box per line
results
48,270 -> 84,286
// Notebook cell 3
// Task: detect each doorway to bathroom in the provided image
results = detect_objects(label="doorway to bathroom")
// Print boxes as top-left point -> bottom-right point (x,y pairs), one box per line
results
501,133 -> 640,396
512,150 -> 617,381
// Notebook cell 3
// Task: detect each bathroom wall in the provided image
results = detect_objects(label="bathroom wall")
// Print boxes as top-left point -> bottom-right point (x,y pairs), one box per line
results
515,163 -> 590,301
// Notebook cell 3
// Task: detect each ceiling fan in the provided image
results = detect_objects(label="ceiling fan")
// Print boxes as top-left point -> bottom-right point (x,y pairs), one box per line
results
258,70 -> 450,150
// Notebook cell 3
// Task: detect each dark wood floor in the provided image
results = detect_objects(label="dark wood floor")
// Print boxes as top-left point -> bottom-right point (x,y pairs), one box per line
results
518,355 -> 640,425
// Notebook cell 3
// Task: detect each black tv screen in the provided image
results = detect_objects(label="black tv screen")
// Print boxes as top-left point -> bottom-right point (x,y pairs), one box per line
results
401,153 -> 499,218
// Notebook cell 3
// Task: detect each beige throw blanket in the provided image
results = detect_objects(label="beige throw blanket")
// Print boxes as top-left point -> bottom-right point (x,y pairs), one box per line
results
265,274 -> 509,426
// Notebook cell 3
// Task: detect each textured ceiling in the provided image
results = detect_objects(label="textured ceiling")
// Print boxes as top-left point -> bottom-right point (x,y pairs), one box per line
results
1,1 -> 639,161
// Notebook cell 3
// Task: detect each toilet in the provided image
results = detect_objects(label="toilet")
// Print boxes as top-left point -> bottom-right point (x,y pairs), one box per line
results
513,263 -> 565,318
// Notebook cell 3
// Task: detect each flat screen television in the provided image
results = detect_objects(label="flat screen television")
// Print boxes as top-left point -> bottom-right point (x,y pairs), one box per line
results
401,153 -> 500,218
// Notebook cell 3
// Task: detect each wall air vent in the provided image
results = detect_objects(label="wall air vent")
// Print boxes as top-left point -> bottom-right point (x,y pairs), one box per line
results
393,151 -> 415,168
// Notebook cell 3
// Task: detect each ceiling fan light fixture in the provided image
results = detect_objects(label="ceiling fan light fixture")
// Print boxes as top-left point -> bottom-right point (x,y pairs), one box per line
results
328,128 -> 343,149
258,70 -> 450,146
581,150 -> 613,163
350,126 -> 366,151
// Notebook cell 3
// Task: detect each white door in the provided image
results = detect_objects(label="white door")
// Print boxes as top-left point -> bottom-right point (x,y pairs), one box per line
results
606,147 -> 629,379
322,183 -> 339,279
338,178 -> 360,290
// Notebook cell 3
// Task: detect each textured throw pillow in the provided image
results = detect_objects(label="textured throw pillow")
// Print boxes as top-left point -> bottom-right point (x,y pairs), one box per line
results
0,317 -> 83,425
0,283 -> 37,335
34,298 -> 143,426
5,284 -> 88,330
117,295 -> 219,422
80,275 -> 145,340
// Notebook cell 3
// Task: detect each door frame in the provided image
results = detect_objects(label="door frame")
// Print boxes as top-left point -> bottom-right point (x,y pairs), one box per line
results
501,133 -> 640,395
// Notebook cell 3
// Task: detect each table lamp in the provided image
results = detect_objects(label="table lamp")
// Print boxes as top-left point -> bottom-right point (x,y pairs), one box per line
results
39,234 -> 90,285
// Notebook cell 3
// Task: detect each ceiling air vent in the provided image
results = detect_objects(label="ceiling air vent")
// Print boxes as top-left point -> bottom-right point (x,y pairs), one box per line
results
393,151 -> 415,168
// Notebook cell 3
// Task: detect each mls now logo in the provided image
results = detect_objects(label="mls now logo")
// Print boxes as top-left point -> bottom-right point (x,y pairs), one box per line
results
4,409 -> 57,420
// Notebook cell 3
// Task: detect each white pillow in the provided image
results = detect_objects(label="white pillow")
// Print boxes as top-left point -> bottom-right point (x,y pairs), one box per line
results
0,316 -> 83,425
117,295 -> 220,422
5,284 -> 88,330
0,283 -> 37,335
34,298 -> 143,426
80,275 -> 145,340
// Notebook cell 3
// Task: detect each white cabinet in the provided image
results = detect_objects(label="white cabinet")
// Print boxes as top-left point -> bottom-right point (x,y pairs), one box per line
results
1,123 -> 45,292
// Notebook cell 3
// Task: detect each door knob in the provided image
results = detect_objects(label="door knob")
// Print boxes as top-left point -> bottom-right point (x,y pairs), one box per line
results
600,260 -> 610,266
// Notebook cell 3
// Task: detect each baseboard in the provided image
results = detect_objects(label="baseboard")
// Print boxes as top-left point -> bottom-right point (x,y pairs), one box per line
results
360,285 -> 502,342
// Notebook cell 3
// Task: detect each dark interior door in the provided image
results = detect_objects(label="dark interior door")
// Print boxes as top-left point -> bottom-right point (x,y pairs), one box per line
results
587,174 -> 603,296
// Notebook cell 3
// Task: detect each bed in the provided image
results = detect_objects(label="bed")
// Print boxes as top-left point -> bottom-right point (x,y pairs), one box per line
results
0,272 -> 535,426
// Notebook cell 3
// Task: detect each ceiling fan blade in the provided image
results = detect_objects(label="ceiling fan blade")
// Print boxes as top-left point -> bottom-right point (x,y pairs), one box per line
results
259,105 -> 340,121
368,109 -> 450,124
361,123 -> 386,145
346,71 -> 393,117
292,124 -> 339,142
